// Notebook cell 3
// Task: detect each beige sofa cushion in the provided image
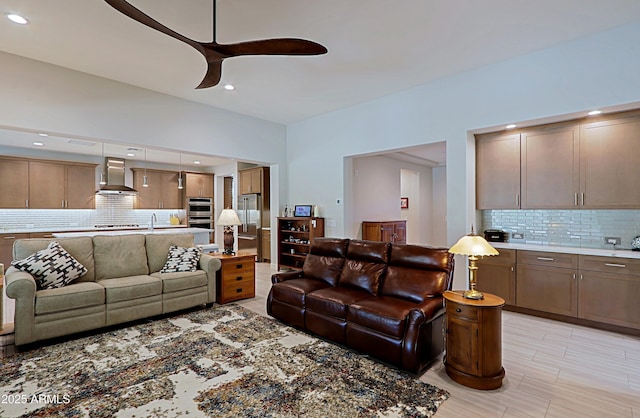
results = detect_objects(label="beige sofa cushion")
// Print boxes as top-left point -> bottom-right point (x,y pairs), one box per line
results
12,237 -> 95,282
151,270 -> 208,293
145,233 -> 195,273
99,275 -> 162,303
35,282 -> 105,315
93,235 -> 149,280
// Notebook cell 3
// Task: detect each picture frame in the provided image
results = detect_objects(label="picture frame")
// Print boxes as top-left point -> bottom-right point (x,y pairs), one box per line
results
400,197 -> 409,209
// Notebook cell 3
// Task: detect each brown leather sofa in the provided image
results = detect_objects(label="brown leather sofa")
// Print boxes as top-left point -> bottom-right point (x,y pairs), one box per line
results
267,238 -> 455,374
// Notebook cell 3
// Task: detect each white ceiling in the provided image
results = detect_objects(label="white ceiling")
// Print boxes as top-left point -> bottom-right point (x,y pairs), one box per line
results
2,0 -> 640,165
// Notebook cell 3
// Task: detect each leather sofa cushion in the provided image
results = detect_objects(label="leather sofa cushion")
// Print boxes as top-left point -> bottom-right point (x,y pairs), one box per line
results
380,245 -> 454,302
347,296 -> 417,339
93,235 -> 149,280
306,287 -> 370,319
13,237 -> 96,282
270,279 -> 331,308
302,238 -> 349,286
337,240 -> 389,295
99,275 -> 162,303
150,270 -> 207,293
145,234 -> 196,273
35,282 -> 105,315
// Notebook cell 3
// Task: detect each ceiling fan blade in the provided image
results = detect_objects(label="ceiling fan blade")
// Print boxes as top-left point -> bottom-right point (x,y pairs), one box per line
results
195,60 -> 223,89
210,38 -> 328,58
104,0 -> 205,55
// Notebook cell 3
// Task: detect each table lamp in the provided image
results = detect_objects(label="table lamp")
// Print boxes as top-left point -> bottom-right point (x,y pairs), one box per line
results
216,209 -> 241,255
449,226 -> 499,299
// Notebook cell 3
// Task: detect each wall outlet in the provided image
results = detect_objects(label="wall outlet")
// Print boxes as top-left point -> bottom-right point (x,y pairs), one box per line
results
604,236 -> 621,245
511,232 -> 524,239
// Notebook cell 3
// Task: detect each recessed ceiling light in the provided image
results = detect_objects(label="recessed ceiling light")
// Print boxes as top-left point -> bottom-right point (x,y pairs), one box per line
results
588,110 -> 602,116
223,84 -> 235,91
32,141 -> 44,146
127,153 -> 135,157
7,13 -> 29,25
506,124 -> 517,129
38,133 -> 48,137
193,160 -> 201,165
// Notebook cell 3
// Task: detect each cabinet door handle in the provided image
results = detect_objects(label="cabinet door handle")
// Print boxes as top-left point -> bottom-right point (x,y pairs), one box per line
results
25,199 -> 29,208
605,263 -> 626,268
537,257 -> 555,261
572,273 -> 576,280
516,193 -> 520,207
455,308 -> 462,313
581,193 -> 585,206
574,193 -> 578,206
3,236 -> 16,240
511,266 -> 514,272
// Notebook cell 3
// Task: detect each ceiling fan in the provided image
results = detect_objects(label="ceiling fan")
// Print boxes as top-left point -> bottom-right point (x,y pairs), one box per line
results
104,0 -> 327,89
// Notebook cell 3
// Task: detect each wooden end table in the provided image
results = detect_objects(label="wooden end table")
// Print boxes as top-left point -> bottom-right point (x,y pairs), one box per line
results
214,253 -> 256,304
443,290 -> 505,390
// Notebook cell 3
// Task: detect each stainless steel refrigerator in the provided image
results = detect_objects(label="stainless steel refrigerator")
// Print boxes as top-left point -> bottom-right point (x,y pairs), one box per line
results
237,194 -> 261,256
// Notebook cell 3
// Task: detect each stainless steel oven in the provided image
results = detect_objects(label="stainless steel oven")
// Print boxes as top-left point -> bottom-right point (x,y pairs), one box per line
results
187,198 -> 213,232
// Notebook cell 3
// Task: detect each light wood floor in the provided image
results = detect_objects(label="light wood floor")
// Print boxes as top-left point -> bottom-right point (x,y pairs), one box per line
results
2,263 -> 639,417
239,263 -> 640,418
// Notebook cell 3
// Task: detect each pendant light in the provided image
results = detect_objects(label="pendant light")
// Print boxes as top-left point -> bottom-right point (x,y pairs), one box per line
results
178,153 -> 184,189
99,143 -> 107,185
143,148 -> 149,188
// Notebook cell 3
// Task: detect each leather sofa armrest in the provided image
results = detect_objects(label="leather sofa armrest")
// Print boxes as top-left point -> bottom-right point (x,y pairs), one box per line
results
402,296 -> 446,374
271,270 -> 303,284
408,296 -> 446,325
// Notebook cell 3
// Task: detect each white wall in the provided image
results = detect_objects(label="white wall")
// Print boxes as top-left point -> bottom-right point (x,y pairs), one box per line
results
287,22 -> 640,289
432,166 -> 447,247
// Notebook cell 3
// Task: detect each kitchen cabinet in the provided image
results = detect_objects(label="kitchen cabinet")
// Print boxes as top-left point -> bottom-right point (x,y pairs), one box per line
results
361,221 -> 407,244
262,229 -> 271,262
444,291 -> 505,390
520,125 -> 580,209
239,167 -> 264,195
0,158 -> 29,208
476,249 -> 516,305
0,233 -> 29,272
132,169 -> 182,209
516,251 -> 578,317
185,172 -> 214,198
580,114 -> 640,208
0,158 -> 96,209
578,255 -> 640,330
277,217 -> 325,270
476,132 -> 521,209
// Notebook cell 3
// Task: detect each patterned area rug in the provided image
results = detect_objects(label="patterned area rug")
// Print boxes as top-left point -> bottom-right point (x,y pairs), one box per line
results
0,305 -> 449,417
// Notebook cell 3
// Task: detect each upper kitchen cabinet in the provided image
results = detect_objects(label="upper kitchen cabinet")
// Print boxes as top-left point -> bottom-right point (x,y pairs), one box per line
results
0,157 -> 96,209
239,167 -> 265,195
0,157 -> 29,208
520,124 -> 580,209
476,132 -> 521,209
185,172 -> 214,198
132,168 -> 182,209
580,114 -> 640,208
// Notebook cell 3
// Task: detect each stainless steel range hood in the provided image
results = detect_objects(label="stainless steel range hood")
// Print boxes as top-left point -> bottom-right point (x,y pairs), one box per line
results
96,157 -> 138,195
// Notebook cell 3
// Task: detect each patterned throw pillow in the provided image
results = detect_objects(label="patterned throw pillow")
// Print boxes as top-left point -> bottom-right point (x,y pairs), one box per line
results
160,245 -> 201,273
11,241 -> 88,290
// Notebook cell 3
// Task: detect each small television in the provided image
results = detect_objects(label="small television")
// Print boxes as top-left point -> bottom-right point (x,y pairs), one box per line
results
294,205 -> 312,217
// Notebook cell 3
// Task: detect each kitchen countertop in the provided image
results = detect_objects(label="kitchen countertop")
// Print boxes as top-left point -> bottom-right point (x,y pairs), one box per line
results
52,227 -> 212,238
0,225 -> 189,234
491,242 -> 640,259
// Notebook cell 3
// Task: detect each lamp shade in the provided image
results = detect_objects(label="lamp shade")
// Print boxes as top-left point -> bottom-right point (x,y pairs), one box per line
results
449,234 -> 499,257
216,209 -> 241,226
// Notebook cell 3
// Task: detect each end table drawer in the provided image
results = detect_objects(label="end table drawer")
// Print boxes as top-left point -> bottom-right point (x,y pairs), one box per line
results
447,303 -> 477,321
222,279 -> 255,300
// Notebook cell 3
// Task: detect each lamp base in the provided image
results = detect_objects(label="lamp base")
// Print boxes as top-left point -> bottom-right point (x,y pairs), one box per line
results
463,289 -> 484,300
222,248 -> 235,256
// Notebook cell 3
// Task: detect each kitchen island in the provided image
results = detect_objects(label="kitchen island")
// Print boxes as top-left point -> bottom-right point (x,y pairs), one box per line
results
53,227 -> 215,246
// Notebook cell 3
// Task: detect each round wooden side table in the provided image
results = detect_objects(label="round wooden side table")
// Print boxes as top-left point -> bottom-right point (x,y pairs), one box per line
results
443,290 -> 505,390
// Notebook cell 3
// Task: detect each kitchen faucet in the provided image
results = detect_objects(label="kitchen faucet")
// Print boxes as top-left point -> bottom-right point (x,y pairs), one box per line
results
150,213 -> 157,231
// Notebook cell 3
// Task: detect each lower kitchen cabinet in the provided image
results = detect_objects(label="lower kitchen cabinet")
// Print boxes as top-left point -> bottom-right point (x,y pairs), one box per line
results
516,251 -> 578,317
0,233 -> 29,270
578,256 -> 640,330
476,249 -> 516,305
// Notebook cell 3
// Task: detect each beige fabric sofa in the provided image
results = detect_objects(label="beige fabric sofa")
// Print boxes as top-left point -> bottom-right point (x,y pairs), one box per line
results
5,233 -> 221,346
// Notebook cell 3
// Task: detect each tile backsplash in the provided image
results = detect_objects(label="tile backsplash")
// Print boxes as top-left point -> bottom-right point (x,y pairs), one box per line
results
482,209 -> 640,249
0,195 -> 186,231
